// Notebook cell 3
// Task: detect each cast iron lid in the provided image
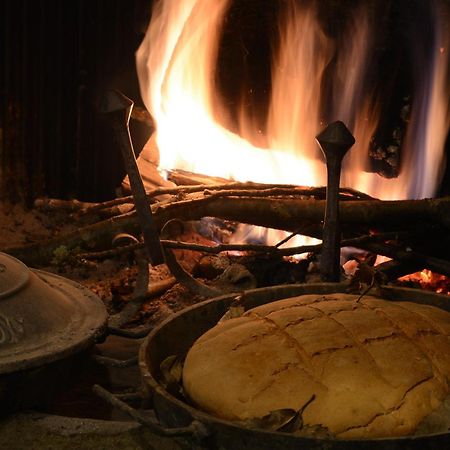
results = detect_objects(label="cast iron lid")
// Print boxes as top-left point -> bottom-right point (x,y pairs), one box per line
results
0,252 -> 108,374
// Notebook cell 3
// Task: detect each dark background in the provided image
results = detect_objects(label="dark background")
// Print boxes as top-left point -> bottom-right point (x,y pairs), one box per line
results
0,0 -> 152,203
0,0 -> 449,204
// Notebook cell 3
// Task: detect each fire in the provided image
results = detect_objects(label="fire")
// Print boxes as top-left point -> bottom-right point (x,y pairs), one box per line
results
399,270 -> 450,295
136,0 -> 450,201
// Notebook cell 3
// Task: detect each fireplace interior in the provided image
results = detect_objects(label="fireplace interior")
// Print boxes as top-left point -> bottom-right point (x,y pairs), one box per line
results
1,0 -> 450,448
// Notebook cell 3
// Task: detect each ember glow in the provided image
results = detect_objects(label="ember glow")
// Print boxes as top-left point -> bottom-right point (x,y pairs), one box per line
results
399,270 -> 450,295
136,0 -> 450,201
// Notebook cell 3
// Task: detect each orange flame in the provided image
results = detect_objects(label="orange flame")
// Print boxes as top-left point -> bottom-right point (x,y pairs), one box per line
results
136,0 -> 450,201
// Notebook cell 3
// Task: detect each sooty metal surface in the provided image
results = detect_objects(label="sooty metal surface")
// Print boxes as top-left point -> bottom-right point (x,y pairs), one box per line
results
0,252 -> 108,375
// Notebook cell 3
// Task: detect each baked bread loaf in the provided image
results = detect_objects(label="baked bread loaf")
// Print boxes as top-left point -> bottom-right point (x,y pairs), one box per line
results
182,293 -> 450,438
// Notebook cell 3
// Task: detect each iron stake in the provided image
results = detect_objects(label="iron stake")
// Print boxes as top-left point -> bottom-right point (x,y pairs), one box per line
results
101,90 -> 164,265
316,121 -> 355,282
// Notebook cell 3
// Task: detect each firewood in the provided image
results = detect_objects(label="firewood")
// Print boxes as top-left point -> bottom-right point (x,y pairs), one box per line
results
34,198 -> 98,212
79,182 -> 327,217
167,169 -> 231,186
361,241 -> 450,278
153,195 -> 450,234
3,194 -> 450,267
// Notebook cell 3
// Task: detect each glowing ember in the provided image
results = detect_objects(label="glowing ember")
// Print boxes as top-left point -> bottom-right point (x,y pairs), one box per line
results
399,269 -> 450,295
136,0 -> 450,201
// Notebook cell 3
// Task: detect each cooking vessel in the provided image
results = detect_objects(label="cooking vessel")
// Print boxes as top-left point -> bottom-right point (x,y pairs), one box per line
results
0,252 -> 108,410
139,283 -> 450,449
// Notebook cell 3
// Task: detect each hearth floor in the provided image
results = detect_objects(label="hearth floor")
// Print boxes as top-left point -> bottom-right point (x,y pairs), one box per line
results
0,335 -> 203,450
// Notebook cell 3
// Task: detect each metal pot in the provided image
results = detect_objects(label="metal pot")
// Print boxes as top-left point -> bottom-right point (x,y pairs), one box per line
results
139,283 -> 450,450
0,252 -> 108,410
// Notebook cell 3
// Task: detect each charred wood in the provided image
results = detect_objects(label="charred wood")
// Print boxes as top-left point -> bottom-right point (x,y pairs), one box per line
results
360,241 -> 450,278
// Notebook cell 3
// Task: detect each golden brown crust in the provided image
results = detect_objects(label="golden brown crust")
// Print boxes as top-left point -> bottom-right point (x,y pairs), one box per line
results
182,294 -> 450,438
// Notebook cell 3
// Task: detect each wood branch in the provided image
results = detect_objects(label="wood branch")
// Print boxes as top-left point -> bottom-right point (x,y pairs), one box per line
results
375,259 -> 424,282
79,182 -> 317,216
206,187 -> 322,200
161,239 -> 316,255
3,195 -> 450,266
167,168 -> 230,186
34,198 -> 98,212
34,197 -> 134,221
360,241 -> 450,278
79,242 -> 143,260
79,232 -> 403,261
160,235 -> 395,257
2,210 -> 141,266
80,182 -> 372,217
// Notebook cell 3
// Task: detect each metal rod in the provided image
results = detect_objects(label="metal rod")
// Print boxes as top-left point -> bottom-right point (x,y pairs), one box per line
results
316,121 -> 355,282
92,384 -> 209,438
101,90 -> 164,265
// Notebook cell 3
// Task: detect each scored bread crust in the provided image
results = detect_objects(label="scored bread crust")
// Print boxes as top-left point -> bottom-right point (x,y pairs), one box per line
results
182,293 -> 450,438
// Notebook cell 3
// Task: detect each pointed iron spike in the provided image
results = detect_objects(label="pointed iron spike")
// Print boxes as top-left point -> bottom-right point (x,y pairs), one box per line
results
100,90 -> 134,125
102,90 -> 164,266
316,120 -> 355,151
316,121 -> 355,282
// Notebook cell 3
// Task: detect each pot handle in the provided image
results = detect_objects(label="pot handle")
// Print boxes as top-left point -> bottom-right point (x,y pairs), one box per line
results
93,384 -> 209,440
